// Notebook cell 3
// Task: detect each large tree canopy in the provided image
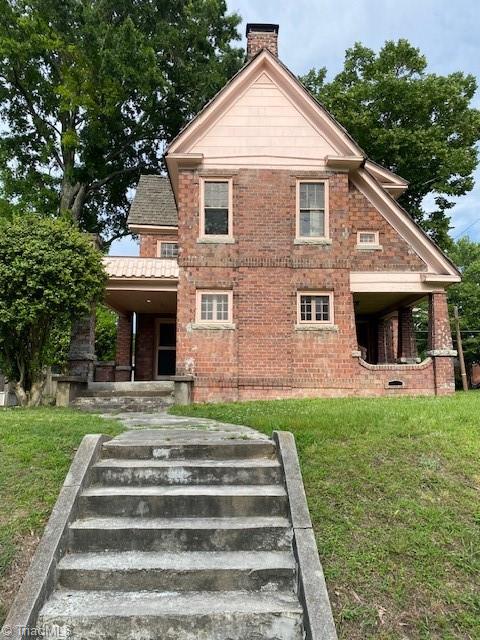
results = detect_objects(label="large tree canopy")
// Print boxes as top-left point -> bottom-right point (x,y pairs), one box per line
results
0,212 -> 106,405
302,40 -> 480,249
0,0 -> 243,245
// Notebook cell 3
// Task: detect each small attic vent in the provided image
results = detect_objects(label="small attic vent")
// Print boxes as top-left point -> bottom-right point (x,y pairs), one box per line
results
387,379 -> 404,388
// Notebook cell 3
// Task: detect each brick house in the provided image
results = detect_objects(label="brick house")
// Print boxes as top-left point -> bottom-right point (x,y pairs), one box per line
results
102,23 -> 460,402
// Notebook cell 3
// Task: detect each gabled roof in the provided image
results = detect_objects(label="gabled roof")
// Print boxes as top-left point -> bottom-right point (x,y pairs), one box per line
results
128,175 -> 177,228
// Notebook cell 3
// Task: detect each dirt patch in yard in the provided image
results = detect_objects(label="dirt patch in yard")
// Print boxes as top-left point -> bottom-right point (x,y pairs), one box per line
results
0,532 -> 41,625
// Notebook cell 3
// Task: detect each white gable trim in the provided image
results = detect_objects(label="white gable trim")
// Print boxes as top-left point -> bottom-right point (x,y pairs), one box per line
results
351,169 -> 459,278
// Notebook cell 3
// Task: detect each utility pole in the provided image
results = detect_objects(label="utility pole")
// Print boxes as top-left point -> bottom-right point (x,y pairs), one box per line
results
454,305 -> 468,392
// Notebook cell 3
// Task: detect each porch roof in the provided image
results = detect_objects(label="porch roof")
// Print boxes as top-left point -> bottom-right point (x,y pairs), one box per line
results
104,256 -> 179,280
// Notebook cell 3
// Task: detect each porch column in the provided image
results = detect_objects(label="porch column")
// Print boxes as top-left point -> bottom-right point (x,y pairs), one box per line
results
377,319 -> 387,364
385,316 -> 398,363
115,311 -> 133,382
427,291 -> 455,395
68,308 -> 96,381
397,307 -> 417,362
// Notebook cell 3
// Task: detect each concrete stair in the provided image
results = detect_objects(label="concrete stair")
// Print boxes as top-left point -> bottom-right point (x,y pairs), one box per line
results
38,434 -> 305,639
71,381 -> 174,413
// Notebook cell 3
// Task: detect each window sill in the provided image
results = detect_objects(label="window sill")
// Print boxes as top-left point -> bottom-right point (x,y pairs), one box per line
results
295,324 -> 338,332
197,237 -> 235,244
294,238 -> 332,245
356,244 -> 383,251
190,322 -> 236,331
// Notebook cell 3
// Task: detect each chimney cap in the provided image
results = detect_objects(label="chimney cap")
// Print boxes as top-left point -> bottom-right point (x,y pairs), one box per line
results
246,23 -> 279,36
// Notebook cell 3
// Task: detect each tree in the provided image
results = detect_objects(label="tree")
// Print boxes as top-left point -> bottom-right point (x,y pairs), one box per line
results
95,304 -> 117,362
447,237 -> 480,372
0,0 -> 243,246
302,40 -> 480,249
0,213 -> 106,405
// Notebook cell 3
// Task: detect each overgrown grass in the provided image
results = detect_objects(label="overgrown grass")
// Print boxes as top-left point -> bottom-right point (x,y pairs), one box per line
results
0,408 -> 122,625
171,393 -> 480,639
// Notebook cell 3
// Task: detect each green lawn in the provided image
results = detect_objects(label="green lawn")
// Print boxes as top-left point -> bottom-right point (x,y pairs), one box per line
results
171,393 -> 480,640
0,408 -> 122,625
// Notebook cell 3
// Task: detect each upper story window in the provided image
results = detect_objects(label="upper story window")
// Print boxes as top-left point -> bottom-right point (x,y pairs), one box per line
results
200,178 -> 233,240
356,231 -> 381,249
297,291 -> 333,325
196,290 -> 233,324
296,181 -> 329,240
157,241 -> 178,258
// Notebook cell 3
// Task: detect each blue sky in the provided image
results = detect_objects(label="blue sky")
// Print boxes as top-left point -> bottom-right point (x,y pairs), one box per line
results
111,0 -> 480,255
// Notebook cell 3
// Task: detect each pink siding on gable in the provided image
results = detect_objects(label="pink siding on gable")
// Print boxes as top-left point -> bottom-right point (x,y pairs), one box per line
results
192,73 -> 337,166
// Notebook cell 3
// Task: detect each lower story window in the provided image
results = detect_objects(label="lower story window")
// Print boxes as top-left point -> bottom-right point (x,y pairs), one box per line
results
196,290 -> 232,323
297,291 -> 333,324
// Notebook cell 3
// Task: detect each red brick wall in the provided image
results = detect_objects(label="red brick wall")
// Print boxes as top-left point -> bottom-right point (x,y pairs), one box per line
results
173,168 -> 451,400
139,233 -> 178,258
135,314 -> 155,380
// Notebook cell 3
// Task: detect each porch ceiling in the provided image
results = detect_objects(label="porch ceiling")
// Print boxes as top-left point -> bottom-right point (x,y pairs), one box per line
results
106,289 -> 177,314
353,292 -> 425,316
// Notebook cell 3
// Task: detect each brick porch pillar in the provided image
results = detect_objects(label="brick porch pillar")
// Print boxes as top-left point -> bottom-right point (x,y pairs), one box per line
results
115,311 -> 133,382
427,291 -> 455,395
397,307 -> 418,363
385,316 -> 398,363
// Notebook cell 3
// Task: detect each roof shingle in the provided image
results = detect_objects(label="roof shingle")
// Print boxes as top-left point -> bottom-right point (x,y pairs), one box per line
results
128,175 -> 178,227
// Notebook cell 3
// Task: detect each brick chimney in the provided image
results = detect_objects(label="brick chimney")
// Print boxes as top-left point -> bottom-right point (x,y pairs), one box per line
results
246,23 -> 279,60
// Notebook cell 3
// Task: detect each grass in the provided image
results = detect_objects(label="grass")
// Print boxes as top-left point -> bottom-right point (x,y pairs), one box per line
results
171,393 -> 480,640
0,408 -> 122,625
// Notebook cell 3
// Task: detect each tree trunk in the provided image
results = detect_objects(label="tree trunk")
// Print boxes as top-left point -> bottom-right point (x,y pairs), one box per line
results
13,382 -> 28,407
29,378 -> 47,407
59,176 -> 87,222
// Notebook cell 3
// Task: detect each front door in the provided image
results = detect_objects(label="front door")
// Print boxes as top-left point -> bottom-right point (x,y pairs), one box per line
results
155,319 -> 176,377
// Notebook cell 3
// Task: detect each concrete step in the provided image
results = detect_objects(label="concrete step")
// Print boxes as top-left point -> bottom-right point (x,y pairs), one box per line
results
88,381 -> 174,392
38,590 -> 304,640
101,438 -> 277,460
91,458 -> 283,486
69,516 -> 293,552
57,551 -> 296,591
78,389 -> 173,398
71,396 -> 174,414
79,485 -> 288,519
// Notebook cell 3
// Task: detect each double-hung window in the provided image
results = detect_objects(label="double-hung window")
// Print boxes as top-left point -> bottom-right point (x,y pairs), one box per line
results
297,291 -> 333,325
196,290 -> 233,324
200,179 -> 232,239
296,181 -> 328,240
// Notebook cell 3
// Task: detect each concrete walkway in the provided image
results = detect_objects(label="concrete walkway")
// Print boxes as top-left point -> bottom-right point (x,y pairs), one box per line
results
103,410 -> 267,440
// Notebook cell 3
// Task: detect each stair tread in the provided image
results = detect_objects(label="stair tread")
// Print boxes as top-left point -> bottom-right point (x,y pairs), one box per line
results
40,590 -> 302,617
70,516 -> 291,530
82,485 -> 286,497
104,438 -> 272,447
58,550 -> 295,571
95,458 -> 281,468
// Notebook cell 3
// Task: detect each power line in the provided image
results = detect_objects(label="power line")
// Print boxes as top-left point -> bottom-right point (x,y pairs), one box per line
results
453,217 -> 480,238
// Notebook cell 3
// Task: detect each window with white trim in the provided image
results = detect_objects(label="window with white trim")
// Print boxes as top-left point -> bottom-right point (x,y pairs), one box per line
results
201,179 -> 232,237
296,181 -> 328,239
157,241 -> 178,258
196,290 -> 233,324
357,231 -> 379,247
297,292 -> 333,324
